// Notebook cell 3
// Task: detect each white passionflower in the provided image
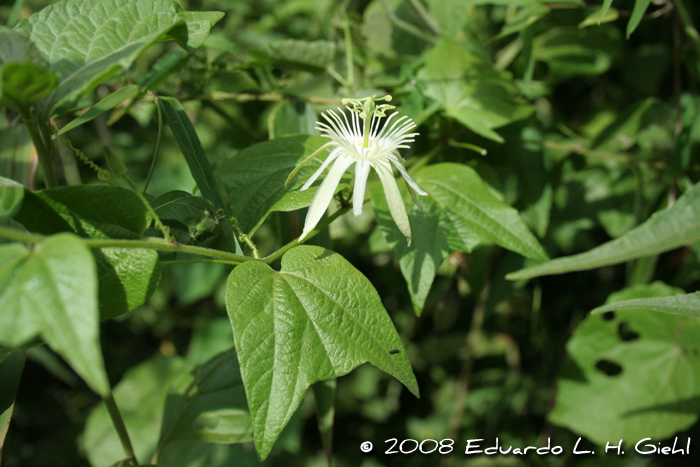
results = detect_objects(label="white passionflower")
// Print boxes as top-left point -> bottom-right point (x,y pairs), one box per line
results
287,95 -> 427,244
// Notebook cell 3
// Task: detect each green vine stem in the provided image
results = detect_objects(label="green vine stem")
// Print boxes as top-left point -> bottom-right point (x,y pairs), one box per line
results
21,110 -> 58,188
673,0 -> 700,58
104,392 -> 138,464
0,225 -> 250,264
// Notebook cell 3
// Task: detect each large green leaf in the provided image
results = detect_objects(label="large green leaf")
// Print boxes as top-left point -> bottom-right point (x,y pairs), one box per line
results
0,234 -> 109,395
508,181 -> 700,280
15,0 -> 188,116
159,97 -> 242,255
0,27 -> 57,111
372,163 -> 547,314
593,292 -> 700,319
217,135 -> 350,235
159,350 -> 252,449
0,350 -> 25,464
549,282 -> 700,444
83,355 -> 187,467
12,185 -> 161,320
225,246 -> 418,459
417,38 -> 533,142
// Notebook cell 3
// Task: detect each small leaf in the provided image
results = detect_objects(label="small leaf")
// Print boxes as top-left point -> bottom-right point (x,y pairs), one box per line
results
627,0 -> 652,37
252,39 -> 336,72
16,0 -> 188,115
159,97 -> 242,255
159,350 -> 252,449
217,135 -> 350,235
549,282 -> 700,444
508,181 -> 700,281
0,176 -> 24,220
598,0 -> 615,24
417,38 -> 533,142
580,7 -> 619,28
150,190 -> 219,245
593,292 -> 700,319
226,246 -> 418,459
83,355 -> 188,467
0,234 -> 109,395
180,11 -> 225,50
55,85 -> 140,137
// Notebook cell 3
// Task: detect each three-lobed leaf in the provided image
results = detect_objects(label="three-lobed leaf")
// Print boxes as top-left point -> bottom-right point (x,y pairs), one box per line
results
225,246 -> 418,459
0,234 -> 109,395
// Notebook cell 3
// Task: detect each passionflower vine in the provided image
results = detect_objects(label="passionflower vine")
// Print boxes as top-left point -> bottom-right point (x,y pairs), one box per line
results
286,95 -> 427,244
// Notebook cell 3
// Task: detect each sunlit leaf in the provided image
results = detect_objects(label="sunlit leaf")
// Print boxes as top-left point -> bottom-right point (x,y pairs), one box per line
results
226,246 -> 418,459
16,0 -> 188,116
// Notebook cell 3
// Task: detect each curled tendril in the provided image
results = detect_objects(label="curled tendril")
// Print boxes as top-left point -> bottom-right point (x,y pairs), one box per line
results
61,136 -> 116,186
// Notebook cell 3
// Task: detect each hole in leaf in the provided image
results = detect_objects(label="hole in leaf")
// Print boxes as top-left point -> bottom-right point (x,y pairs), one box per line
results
617,321 -> 640,342
595,359 -> 623,376
602,311 -> 616,321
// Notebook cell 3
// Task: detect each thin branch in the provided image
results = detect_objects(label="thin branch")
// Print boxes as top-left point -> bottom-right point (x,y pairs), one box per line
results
104,393 -> 138,464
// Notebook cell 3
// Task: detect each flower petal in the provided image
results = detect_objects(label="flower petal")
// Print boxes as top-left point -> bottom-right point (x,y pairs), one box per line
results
353,159 -> 371,216
374,160 -> 412,244
300,155 -> 354,241
300,147 -> 341,191
387,154 -> 428,196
